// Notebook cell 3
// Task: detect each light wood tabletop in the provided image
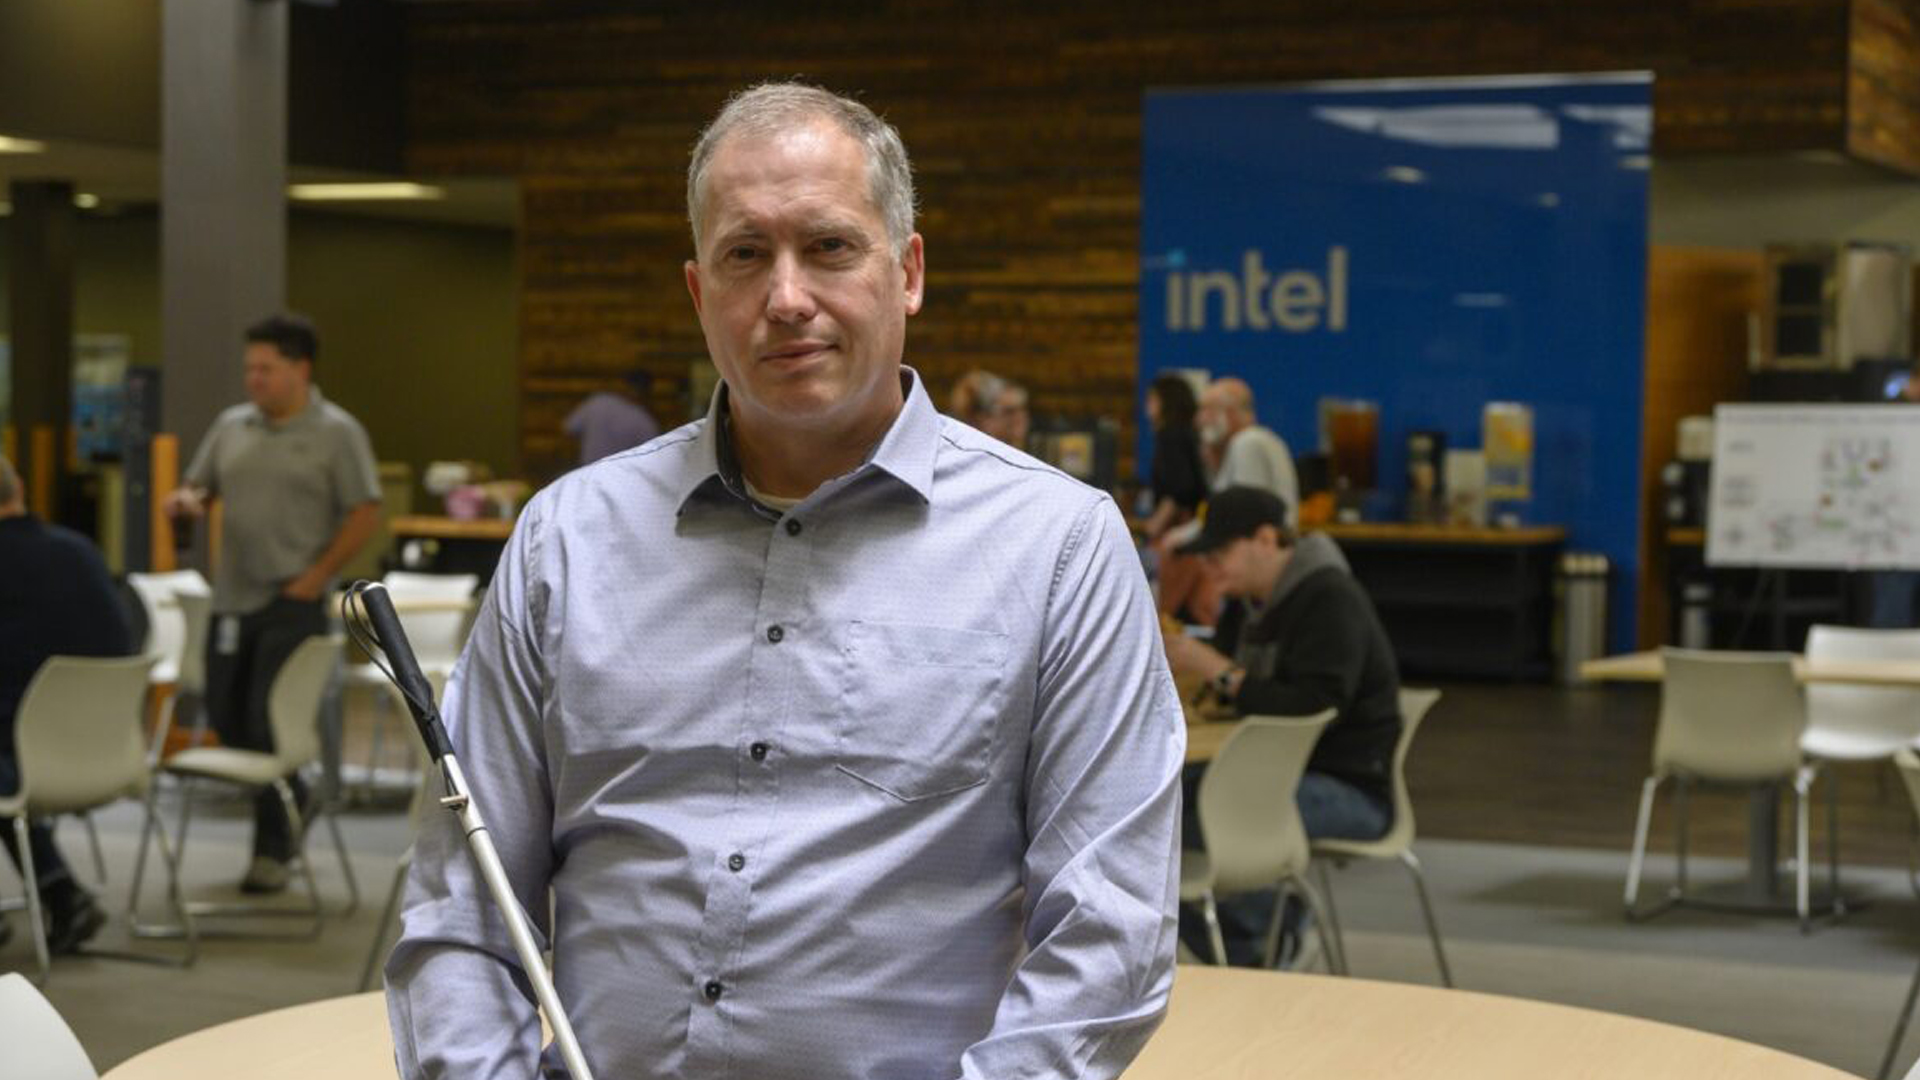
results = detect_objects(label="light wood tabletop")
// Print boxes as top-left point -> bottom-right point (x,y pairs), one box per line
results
1581,649 -> 1920,687
100,968 -> 1854,1080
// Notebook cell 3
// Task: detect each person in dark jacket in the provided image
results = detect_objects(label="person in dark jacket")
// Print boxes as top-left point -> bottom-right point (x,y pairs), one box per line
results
1163,485 -> 1402,964
0,453 -> 128,953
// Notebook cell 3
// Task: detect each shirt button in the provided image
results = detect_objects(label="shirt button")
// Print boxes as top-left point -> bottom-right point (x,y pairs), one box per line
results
728,852 -> 746,872
749,742 -> 769,761
785,519 -> 803,536
766,625 -> 784,643
703,980 -> 724,1001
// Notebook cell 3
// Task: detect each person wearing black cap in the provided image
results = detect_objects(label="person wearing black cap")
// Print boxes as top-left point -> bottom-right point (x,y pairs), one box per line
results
1163,485 -> 1402,965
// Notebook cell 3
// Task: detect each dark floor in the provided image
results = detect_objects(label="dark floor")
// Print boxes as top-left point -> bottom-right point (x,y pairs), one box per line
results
1409,679 -> 1914,868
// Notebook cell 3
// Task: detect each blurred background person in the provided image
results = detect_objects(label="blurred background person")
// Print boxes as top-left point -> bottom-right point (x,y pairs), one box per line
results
1140,372 -> 1208,541
1199,376 -> 1299,525
951,368 -> 1031,449
565,368 -> 662,467
163,312 -> 382,895
0,453 -> 126,953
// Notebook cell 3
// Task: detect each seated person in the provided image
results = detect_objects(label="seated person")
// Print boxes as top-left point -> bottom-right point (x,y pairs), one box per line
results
1162,486 -> 1403,966
0,453 -> 126,952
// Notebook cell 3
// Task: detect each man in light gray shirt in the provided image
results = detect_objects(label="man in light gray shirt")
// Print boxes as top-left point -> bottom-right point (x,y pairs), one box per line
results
165,313 -> 381,892
386,83 -> 1184,1079
1200,376 -> 1299,526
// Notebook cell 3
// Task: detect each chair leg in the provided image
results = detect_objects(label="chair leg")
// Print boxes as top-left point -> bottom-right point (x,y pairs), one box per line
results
1880,956 -> 1920,1080
126,785 -> 161,924
82,812 -> 107,885
1625,774 -> 1662,916
326,805 -> 361,917
1674,777 -> 1690,898
1795,769 -> 1813,933
1827,767 -> 1844,918
358,847 -> 414,992
1400,849 -> 1454,988
115,792 -> 201,964
13,815 -> 51,984
274,779 -> 326,939
1312,859 -> 1349,976
1199,892 -> 1228,967
1285,874 -> 1344,975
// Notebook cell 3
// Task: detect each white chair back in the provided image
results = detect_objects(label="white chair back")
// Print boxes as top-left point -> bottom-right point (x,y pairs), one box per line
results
381,572 -> 479,672
175,590 -> 214,697
268,636 -> 345,772
125,570 -> 210,683
0,972 -> 97,1079
1655,648 -> 1805,781
1371,687 -> 1442,852
1803,625 -> 1920,759
14,655 -> 158,814
1198,710 -> 1335,895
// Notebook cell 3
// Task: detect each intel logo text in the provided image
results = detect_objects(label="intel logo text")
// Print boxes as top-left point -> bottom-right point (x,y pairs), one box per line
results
1164,247 -> 1348,333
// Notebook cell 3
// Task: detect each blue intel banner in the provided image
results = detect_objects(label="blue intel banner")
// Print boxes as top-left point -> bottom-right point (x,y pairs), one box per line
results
1141,73 -> 1650,656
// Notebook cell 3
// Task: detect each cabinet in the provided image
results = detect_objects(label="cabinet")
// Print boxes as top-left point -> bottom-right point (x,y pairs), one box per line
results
1322,523 -> 1567,681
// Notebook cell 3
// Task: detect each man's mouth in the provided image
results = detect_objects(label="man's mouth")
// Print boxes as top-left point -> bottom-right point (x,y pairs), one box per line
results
761,341 -> 834,363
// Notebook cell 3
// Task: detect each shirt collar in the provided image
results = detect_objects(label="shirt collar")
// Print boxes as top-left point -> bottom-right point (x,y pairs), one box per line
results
245,385 -> 327,429
677,366 -> 939,518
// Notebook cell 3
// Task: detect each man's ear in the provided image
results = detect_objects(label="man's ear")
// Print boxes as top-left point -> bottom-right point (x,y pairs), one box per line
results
685,259 -> 705,317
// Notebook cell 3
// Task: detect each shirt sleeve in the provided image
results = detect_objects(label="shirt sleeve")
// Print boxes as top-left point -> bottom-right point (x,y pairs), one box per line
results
386,505 -> 556,1078
957,493 -> 1186,1080
332,414 -> 384,512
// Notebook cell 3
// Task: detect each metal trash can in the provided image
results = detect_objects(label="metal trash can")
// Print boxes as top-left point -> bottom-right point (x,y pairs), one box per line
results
1554,552 -> 1611,685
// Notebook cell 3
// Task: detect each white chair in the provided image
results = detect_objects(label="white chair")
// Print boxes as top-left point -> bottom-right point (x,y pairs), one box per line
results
0,655 -> 193,982
0,972 -> 97,1079
1624,648 -> 1832,931
1880,748 -> 1920,1080
131,635 -> 358,940
342,572 -> 476,794
124,570 -> 210,687
1311,687 -> 1453,986
1803,626 -> 1920,905
1182,710 -> 1338,969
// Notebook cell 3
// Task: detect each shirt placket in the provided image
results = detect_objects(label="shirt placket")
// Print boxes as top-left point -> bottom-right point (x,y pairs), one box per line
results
684,508 -> 813,1076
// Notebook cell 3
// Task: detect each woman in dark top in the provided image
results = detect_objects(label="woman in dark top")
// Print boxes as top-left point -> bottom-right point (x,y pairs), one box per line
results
1143,373 -> 1209,540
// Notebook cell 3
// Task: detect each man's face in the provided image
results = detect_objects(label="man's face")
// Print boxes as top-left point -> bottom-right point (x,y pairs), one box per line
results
1197,391 -> 1229,447
685,121 -> 924,447
1202,527 -> 1279,598
243,342 -> 309,419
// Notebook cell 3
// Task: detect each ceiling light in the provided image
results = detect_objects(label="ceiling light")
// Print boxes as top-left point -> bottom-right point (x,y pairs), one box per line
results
288,182 -> 446,202
0,135 -> 47,153
73,193 -> 99,209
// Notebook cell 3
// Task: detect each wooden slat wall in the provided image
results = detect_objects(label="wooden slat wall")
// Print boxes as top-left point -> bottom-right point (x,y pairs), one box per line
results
407,0 -> 1891,482
1850,0 -> 1920,173
1638,247 -> 1764,648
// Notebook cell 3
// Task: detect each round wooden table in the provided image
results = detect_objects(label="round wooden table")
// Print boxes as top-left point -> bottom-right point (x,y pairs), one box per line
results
102,966 -> 1854,1079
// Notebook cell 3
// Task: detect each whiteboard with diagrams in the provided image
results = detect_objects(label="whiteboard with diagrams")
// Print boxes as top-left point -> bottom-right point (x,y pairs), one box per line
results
1708,404 -> 1920,569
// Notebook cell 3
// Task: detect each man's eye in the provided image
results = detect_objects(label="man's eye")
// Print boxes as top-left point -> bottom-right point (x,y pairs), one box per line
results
816,237 -> 851,254
725,245 -> 760,262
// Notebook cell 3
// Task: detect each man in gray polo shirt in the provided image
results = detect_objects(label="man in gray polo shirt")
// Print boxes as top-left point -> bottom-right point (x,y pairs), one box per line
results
165,312 -> 381,892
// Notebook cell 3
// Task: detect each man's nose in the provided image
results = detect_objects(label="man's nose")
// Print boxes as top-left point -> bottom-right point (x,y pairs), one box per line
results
764,252 -> 816,324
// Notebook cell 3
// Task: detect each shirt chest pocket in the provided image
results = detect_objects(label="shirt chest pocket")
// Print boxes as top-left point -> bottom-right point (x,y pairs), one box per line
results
836,620 -> 1010,802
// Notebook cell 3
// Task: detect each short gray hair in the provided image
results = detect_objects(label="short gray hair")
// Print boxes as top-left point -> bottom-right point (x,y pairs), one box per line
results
0,454 -> 19,508
687,82 -> 917,258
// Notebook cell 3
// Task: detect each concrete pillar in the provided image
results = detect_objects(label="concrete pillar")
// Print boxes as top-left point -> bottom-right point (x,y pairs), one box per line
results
160,0 -> 288,453
6,178 -> 76,516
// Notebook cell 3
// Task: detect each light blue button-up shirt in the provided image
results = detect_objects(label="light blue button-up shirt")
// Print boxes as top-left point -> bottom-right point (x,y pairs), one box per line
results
386,370 -> 1185,1079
